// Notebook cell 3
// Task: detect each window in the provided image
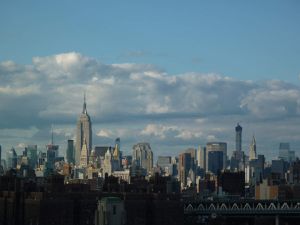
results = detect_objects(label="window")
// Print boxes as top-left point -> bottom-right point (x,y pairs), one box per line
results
113,205 -> 117,215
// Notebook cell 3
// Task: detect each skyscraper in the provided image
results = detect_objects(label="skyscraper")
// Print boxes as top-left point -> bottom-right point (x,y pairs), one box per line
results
6,147 -> 17,169
231,123 -> 244,171
75,94 -> 92,166
80,138 -> 89,168
46,127 -> 59,171
235,123 -> 242,152
208,151 -> 224,175
112,138 -> 121,171
66,139 -> 75,164
279,143 -> 290,162
197,146 -> 206,170
179,152 -> 192,187
206,142 -> 227,172
249,136 -> 257,161
132,143 -> 153,174
103,148 -> 112,176
27,145 -> 38,169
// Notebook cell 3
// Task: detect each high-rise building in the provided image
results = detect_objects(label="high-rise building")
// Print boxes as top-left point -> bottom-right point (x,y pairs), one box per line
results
207,150 -> 223,175
66,139 -> 75,164
157,156 -> 172,175
231,124 -> 245,172
75,93 -> 92,166
271,159 -> 286,179
277,143 -> 295,163
179,152 -> 192,187
80,139 -> 89,168
235,123 -> 242,152
197,146 -> 206,170
112,138 -> 121,171
206,142 -> 227,172
46,128 -> 59,171
249,136 -> 257,161
26,145 -> 38,169
103,148 -> 112,176
6,147 -> 17,169
132,143 -> 153,174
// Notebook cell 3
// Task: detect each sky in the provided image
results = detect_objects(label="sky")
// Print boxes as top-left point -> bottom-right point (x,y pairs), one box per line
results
0,1 -> 300,160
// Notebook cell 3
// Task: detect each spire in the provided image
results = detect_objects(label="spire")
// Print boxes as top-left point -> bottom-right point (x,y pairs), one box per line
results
252,135 -> 256,145
51,124 -> 54,145
249,135 -> 257,160
83,92 -> 87,114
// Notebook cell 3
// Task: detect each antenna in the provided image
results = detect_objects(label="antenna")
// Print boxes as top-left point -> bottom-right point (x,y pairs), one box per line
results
51,124 -> 54,145
83,91 -> 87,114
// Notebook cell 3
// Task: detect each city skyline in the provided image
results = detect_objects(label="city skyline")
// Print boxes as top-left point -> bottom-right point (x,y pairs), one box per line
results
0,1 -> 300,159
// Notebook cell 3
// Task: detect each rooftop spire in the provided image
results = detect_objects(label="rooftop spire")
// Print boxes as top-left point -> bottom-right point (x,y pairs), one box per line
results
51,124 -> 54,145
83,92 -> 87,114
252,134 -> 256,145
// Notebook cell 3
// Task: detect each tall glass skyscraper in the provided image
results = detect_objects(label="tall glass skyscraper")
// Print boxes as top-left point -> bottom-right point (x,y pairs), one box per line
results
235,123 -> 242,152
66,139 -> 75,164
75,94 -> 92,166
206,142 -> 227,172
6,147 -> 17,169
207,151 -> 223,175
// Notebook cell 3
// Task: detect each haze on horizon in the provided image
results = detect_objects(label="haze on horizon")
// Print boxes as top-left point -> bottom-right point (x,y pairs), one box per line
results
0,1 -> 300,160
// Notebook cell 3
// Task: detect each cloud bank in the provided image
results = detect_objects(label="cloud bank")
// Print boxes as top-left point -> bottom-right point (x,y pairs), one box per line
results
0,52 -> 300,159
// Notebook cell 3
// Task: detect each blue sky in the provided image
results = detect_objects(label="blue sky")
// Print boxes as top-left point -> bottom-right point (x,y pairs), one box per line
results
1,1 -> 300,82
0,1 -> 300,159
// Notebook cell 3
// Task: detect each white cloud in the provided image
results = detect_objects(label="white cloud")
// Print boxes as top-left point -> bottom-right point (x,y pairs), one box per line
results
1,52 -> 300,159
97,129 -> 113,138
141,124 -> 203,141
0,85 -> 40,95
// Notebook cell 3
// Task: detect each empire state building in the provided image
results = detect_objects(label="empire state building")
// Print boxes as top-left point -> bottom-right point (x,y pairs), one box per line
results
75,94 -> 92,165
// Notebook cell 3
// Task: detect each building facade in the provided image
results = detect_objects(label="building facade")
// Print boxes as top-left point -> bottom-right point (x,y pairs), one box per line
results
235,123 -> 242,152
249,136 -> 257,161
132,143 -> 153,174
75,94 -> 92,166
6,147 -> 17,170
206,142 -> 227,172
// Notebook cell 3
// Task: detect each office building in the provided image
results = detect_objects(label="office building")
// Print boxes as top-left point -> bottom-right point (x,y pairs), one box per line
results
231,123 -> 245,171
279,142 -> 289,162
26,145 -> 38,169
279,143 -> 295,163
236,123 -> 242,152
197,146 -> 206,170
80,139 -> 89,168
271,159 -> 286,179
76,93 -> 92,165
112,138 -> 121,171
249,136 -> 257,161
6,147 -> 17,169
66,139 -> 75,164
179,152 -> 192,187
103,148 -> 112,176
157,156 -> 172,176
206,142 -> 227,172
157,156 -> 171,167
246,155 -> 265,186
132,143 -> 153,174
46,129 -> 59,171
207,150 -> 223,175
